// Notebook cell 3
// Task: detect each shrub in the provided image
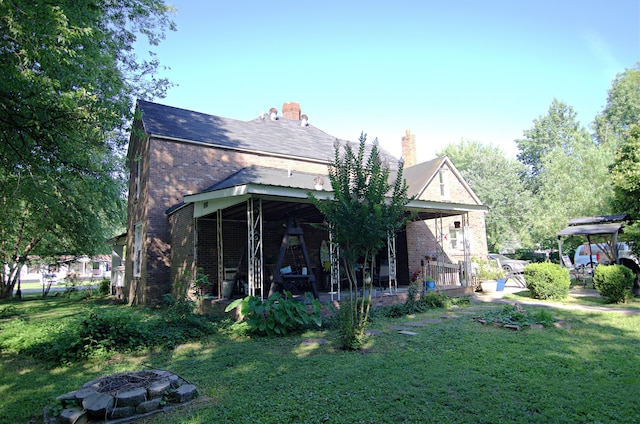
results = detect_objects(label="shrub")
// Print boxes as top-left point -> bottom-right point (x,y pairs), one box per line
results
593,264 -> 635,303
98,279 -> 110,296
225,291 -> 322,337
524,262 -> 570,300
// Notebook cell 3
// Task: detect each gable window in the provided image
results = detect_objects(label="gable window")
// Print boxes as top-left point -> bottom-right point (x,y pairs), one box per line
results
439,170 -> 449,200
133,222 -> 142,277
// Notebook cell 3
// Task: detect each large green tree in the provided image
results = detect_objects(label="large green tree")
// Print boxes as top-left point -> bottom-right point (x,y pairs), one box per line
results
515,99 -> 614,248
310,135 -> 411,349
0,0 -> 175,298
610,124 -> 640,255
516,99 -> 593,193
439,141 -> 533,252
594,63 -> 640,147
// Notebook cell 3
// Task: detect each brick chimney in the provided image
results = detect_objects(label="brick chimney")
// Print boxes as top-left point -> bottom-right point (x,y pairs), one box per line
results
401,129 -> 417,167
282,101 -> 301,120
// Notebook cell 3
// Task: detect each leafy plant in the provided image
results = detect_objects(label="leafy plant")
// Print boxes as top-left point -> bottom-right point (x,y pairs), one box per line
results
593,264 -> 635,303
474,257 -> 506,280
524,262 -> 570,300
225,291 -> 322,337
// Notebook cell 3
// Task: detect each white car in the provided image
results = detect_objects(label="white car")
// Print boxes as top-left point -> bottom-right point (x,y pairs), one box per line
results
487,254 -> 529,274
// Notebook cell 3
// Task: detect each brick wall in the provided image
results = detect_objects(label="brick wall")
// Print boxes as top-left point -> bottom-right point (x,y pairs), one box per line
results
168,203 -> 195,298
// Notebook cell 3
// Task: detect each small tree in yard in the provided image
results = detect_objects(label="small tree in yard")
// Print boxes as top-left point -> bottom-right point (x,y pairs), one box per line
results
310,134 -> 412,350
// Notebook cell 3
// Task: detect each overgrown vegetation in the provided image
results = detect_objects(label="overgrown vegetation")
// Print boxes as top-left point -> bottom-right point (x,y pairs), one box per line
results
225,291 -> 323,337
376,283 -> 471,318
593,264 -> 635,303
524,262 -> 571,300
479,303 -> 556,327
0,296 -> 217,366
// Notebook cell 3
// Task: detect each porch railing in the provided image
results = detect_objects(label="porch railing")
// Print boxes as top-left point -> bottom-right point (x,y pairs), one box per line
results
424,260 -> 463,287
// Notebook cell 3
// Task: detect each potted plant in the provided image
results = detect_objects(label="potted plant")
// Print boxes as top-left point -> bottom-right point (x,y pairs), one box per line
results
423,275 -> 436,291
475,259 -> 506,293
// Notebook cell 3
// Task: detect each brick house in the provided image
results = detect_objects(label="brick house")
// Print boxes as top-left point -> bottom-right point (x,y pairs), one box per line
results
124,100 -> 487,305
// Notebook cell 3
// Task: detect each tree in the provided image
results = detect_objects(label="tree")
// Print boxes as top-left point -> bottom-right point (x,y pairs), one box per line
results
514,99 -> 615,248
439,141 -> 534,252
0,1 -> 175,298
516,99 -> 593,193
310,134 -> 411,349
594,63 -> 640,147
610,124 -> 640,255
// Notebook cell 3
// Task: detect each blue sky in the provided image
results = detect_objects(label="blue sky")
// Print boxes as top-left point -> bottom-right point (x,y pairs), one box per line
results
142,0 -> 640,161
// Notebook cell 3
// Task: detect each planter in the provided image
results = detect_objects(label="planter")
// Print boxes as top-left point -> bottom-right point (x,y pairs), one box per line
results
424,280 -> 436,291
480,280 -> 498,293
496,279 -> 506,291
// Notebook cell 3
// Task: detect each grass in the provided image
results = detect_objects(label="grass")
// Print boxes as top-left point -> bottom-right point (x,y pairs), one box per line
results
503,285 -> 640,310
1,294 -> 639,423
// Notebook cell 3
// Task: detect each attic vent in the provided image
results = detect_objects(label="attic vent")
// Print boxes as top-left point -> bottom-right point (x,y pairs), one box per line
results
301,114 -> 309,127
269,107 -> 278,121
314,176 -> 324,191
203,201 -> 209,209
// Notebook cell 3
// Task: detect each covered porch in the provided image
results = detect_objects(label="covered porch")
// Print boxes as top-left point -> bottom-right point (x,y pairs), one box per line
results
173,168 -> 484,301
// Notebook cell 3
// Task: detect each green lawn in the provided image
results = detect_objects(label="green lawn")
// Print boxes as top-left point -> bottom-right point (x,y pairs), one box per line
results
1,295 -> 639,423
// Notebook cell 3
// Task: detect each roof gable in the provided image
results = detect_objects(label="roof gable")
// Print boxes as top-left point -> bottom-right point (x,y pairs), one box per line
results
403,156 -> 482,205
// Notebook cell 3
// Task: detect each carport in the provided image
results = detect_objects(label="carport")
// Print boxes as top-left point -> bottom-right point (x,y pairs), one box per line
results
557,215 -> 627,270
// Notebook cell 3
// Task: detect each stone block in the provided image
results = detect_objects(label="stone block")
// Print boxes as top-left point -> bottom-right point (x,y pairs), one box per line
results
136,397 -> 162,414
171,384 -> 198,403
147,379 -> 172,399
83,392 -> 115,417
168,374 -> 181,388
74,387 -> 98,402
59,407 -> 88,424
116,387 -> 147,407
109,406 -> 136,419
504,324 -> 521,331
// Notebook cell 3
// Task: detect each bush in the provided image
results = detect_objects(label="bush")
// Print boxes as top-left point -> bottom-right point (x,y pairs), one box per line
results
593,264 -> 635,303
524,262 -> 570,300
98,279 -> 110,295
225,291 -> 322,337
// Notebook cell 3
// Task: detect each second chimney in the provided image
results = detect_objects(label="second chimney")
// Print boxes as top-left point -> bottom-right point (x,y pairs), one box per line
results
282,101 -> 301,120
401,129 -> 417,167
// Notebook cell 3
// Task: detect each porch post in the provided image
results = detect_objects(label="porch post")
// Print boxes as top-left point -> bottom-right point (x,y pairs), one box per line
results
387,232 -> 397,294
247,197 -> 264,299
329,230 -> 340,301
216,210 -> 224,300
462,213 -> 472,286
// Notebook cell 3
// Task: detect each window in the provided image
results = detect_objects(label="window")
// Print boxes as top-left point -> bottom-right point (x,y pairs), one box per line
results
135,159 -> 141,200
133,222 -> 142,277
439,170 -> 449,200
449,227 -> 461,249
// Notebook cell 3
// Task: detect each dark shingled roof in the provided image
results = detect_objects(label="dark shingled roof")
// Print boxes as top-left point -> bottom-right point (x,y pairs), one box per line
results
403,157 -> 445,198
205,166 -> 331,193
137,100 -> 399,167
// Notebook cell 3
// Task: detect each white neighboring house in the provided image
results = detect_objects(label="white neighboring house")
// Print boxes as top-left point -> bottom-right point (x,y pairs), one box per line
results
18,256 -> 111,285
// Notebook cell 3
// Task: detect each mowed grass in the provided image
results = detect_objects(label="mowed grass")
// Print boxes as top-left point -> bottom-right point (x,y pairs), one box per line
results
1,295 -> 639,423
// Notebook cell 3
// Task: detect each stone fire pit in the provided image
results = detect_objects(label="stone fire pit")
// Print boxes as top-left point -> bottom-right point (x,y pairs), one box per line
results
44,369 -> 198,423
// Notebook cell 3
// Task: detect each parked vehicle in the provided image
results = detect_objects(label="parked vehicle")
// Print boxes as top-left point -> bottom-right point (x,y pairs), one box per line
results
573,242 -> 633,268
487,254 -> 529,274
